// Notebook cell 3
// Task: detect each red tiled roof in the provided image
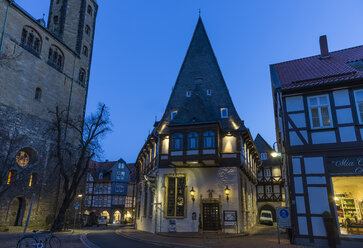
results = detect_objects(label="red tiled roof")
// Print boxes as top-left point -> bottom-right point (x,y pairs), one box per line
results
272,45 -> 363,90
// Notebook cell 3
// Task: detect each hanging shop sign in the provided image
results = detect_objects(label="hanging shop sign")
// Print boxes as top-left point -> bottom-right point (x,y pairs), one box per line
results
223,210 -> 237,226
327,156 -> 363,176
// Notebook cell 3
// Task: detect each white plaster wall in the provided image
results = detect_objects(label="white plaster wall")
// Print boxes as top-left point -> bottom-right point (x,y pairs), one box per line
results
136,167 -> 247,233
308,187 -> 330,214
333,90 -> 350,106
298,216 -> 308,235
292,158 -> 301,175
311,131 -> 336,144
304,157 -> 325,174
289,131 -> 303,146
311,217 -> 327,236
296,196 -> 306,214
286,96 -> 304,112
339,126 -> 356,142
289,113 -> 306,128
336,108 -> 353,124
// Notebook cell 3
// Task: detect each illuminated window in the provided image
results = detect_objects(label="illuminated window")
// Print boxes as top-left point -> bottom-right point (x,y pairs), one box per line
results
207,89 -> 212,96
264,169 -> 271,177
171,133 -> 183,150
307,95 -> 332,129
203,131 -> 215,148
187,132 -> 198,149
7,170 -> 16,184
171,111 -> 177,120
29,173 -> 37,187
186,91 -> 191,97
166,176 -> 186,218
222,135 -> 236,153
220,108 -> 228,118
16,150 -> 30,167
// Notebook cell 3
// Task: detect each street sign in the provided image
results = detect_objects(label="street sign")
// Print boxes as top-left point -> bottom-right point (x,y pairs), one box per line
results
74,202 -> 80,209
277,207 -> 291,228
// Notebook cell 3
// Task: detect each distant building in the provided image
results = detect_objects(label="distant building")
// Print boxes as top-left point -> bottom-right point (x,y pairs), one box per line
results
84,159 -> 136,225
134,18 -> 260,234
254,134 -> 285,222
271,36 -> 363,245
0,0 -> 97,229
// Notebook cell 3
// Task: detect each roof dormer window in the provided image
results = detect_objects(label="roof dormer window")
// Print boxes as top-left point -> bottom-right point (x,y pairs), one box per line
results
171,110 -> 177,120
186,91 -> 191,97
220,108 -> 228,118
99,172 -> 103,179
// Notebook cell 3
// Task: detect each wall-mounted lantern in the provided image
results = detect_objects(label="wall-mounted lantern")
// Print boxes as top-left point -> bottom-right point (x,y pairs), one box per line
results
190,187 -> 196,202
225,185 -> 230,201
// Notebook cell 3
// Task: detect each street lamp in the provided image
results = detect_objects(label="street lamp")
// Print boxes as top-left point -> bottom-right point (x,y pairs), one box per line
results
190,187 -> 196,202
225,185 -> 230,201
271,142 -> 281,158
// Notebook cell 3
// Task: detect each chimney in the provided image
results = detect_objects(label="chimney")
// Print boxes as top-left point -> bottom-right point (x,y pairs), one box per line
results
319,35 -> 330,58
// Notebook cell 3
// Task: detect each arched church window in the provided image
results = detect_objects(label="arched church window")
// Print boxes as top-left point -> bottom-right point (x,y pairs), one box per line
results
87,5 -> 93,16
187,132 -> 198,149
171,133 -> 183,150
48,45 -> 64,70
85,25 -> 91,36
203,131 -> 215,148
35,88 -> 42,101
78,68 -> 86,85
82,45 -> 88,57
21,26 -> 42,55
53,16 -> 59,25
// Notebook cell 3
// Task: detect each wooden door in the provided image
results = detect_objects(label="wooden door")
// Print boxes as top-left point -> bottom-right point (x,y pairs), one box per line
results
202,203 -> 220,231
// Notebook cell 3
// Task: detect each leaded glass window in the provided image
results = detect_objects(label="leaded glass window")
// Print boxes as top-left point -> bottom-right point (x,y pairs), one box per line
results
166,176 -> 186,217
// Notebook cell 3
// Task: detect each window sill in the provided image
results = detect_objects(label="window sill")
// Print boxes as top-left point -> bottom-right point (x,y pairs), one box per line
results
20,43 -> 40,58
47,60 -> 63,73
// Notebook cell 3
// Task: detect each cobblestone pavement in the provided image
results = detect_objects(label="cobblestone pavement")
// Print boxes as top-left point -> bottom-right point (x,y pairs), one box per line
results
115,224 -> 309,248
0,231 -> 86,248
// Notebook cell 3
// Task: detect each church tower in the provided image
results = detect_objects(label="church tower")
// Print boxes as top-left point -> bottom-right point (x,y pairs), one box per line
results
47,0 -> 98,55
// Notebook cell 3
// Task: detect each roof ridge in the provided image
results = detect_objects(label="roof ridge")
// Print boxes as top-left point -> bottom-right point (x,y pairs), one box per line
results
272,44 -> 363,66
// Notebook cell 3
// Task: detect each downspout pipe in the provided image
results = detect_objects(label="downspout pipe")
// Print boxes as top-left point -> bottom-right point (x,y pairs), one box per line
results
0,0 -> 14,55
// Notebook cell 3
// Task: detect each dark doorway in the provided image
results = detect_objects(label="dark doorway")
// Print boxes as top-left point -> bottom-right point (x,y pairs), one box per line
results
9,197 -> 26,226
260,204 -> 276,222
202,203 -> 220,231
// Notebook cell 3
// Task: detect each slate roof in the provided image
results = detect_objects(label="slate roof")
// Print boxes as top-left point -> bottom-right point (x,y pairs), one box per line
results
157,17 -> 245,131
254,134 -> 281,167
271,45 -> 363,90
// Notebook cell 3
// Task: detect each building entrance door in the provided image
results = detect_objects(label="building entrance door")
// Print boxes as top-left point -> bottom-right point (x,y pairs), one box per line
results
202,203 -> 220,231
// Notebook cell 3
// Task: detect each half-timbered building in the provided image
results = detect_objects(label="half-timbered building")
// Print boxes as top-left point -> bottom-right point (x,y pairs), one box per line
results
254,134 -> 285,222
271,35 -> 363,245
134,17 -> 260,233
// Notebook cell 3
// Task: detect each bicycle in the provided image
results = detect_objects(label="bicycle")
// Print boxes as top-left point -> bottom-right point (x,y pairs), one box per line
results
17,230 -> 61,248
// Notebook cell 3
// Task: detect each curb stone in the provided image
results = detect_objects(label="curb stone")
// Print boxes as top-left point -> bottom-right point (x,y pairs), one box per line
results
115,230 -> 204,248
80,233 -> 100,248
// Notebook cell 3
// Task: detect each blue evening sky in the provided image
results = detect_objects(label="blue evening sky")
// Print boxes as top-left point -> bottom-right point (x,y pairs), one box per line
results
17,0 -> 363,163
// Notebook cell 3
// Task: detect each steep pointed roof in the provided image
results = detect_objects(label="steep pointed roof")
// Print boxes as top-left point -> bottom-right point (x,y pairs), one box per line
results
158,17 -> 244,132
254,134 -> 281,167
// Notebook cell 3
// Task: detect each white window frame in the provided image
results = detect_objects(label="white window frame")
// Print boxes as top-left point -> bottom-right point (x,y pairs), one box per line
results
260,153 -> 267,160
186,91 -> 191,97
266,185 -> 273,193
171,110 -> 177,120
207,89 -> 212,96
307,94 -> 333,129
354,89 -> 363,124
264,168 -> 271,177
220,108 -> 228,118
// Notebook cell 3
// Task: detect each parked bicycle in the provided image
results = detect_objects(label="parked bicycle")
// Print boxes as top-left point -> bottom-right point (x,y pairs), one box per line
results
17,230 -> 61,248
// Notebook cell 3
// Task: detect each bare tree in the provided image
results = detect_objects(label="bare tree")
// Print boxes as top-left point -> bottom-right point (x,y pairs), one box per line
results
50,103 -> 111,231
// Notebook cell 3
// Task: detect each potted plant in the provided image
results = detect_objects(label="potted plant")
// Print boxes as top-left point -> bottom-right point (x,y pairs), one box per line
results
322,211 -> 340,248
